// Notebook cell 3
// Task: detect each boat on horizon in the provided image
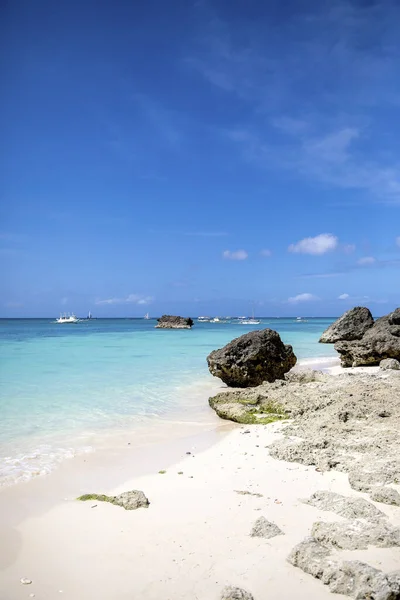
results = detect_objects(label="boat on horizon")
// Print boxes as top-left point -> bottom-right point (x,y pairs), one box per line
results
144,312 -> 150,320
239,308 -> 260,325
55,313 -> 80,324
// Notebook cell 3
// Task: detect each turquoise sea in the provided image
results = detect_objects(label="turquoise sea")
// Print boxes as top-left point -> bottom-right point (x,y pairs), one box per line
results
0,318 -> 336,486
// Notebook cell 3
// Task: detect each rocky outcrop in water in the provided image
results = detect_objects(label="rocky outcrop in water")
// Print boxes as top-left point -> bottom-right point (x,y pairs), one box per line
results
334,309 -> 400,366
206,329 -> 296,388
318,306 -> 400,366
319,306 -> 374,343
155,315 -> 194,329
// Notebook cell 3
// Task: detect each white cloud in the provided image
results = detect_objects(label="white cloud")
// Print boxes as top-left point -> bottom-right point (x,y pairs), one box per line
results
260,249 -> 272,257
338,293 -> 350,300
222,249 -> 248,260
288,233 -> 338,255
396,236 -> 400,247
357,256 -> 376,266
287,293 -> 320,304
61,297 -> 68,305
95,294 -> 154,306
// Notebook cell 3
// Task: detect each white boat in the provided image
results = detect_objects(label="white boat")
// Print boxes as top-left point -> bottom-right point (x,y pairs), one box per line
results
55,313 -> 80,324
240,319 -> 260,325
88,310 -> 92,320
210,317 -> 220,323
239,308 -> 260,325
197,316 -> 211,322
295,316 -> 308,322
144,312 -> 150,320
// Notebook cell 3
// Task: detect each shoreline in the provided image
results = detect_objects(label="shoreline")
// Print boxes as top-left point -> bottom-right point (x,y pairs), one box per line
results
0,354 -> 338,490
1,359 -> 398,600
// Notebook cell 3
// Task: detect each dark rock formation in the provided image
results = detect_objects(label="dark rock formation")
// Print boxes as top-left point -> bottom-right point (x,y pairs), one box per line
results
389,308 -> 400,325
319,307 -> 374,343
77,490 -> 149,510
250,516 -> 284,539
207,329 -> 296,388
155,315 -> 194,329
334,310 -> 400,366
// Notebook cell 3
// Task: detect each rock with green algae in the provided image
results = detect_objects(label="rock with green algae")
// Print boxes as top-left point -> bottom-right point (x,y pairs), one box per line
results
208,388 -> 288,425
77,490 -> 149,510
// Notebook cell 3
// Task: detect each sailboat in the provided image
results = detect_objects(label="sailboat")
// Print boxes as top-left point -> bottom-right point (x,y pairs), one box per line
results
144,312 -> 150,320
240,307 -> 260,325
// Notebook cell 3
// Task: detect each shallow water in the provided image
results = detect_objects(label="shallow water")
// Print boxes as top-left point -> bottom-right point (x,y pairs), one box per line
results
0,317 -> 336,485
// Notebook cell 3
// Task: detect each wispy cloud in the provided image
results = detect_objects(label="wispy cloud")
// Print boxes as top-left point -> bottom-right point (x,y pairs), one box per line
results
288,233 -> 338,255
4,301 -> 23,308
260,249 -> 272,257
287,293 -> 320,304
396,236 -> 400,248
95,294 -> 154,306
357,256 -> 376,266
338,293 -> 350,300
188,3 -> 400,203
222,249 -> 248,260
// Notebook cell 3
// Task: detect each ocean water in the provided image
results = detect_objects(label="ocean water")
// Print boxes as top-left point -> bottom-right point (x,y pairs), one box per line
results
0,317 -> 336,486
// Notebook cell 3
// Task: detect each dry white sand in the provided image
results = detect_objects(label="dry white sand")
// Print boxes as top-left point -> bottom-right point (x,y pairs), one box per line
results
1,412 -> 399,600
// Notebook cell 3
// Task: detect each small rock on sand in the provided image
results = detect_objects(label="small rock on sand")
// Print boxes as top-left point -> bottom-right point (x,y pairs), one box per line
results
220,585 -> 254,600
370,486 -> 400,506
20,578 -> 32,585
380,358 -> 400,370
250,516 -> 284,538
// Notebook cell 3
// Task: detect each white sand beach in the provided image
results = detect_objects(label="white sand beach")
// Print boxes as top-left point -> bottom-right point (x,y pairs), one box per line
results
1,365 -> 399,600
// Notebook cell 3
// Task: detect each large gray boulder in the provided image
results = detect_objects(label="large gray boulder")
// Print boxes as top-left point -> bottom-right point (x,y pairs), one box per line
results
155,315 -> 193,329
207,329 -> 296,388
335,310 -> 400,367
319,307 -> 374,343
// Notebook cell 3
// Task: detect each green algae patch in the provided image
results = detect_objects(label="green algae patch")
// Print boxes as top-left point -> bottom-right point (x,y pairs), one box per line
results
158,470 -> 167,474
78,493 -> 114,503
209,390 -> 288,425
77,489 -> 150,510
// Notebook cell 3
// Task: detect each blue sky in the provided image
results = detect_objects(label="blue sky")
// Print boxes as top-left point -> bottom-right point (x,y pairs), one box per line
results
1,0 -> 399,317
